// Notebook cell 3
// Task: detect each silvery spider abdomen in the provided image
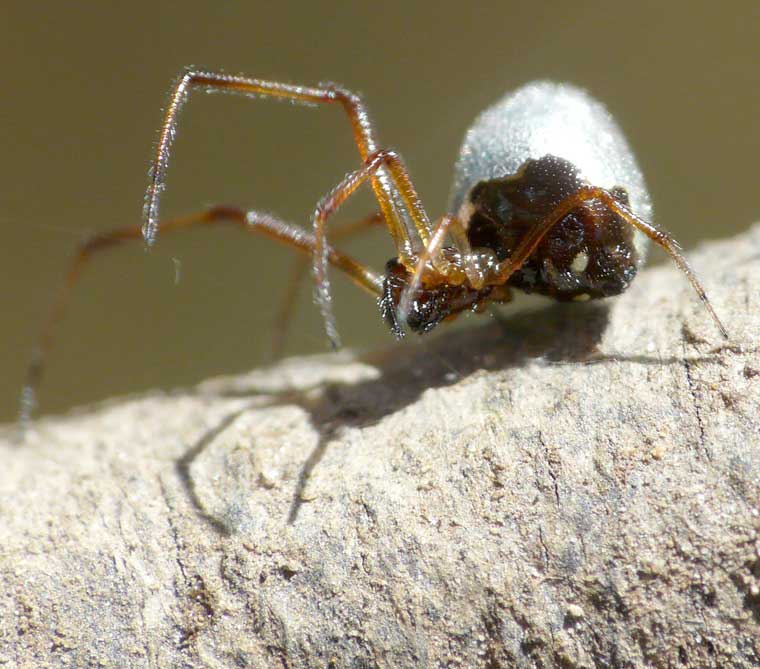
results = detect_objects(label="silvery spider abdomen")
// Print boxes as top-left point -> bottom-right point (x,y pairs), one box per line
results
381,81 -> 663,337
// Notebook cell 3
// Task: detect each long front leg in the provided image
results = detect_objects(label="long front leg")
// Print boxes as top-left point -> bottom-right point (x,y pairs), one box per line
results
143,70 -> 432,256
272,211 -> 385,359
311,149 -> 430,348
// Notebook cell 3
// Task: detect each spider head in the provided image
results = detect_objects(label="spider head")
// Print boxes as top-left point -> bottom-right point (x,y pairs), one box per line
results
379,259 -> 485,338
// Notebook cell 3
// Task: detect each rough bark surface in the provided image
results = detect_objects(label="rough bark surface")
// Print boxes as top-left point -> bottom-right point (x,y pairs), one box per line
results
1,226 -> 759,669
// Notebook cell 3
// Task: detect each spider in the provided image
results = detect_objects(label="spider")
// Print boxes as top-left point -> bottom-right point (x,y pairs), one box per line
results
20,72 -> 727,423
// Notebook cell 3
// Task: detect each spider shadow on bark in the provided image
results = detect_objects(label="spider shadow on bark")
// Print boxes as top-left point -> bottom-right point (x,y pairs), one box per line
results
177,299 -> 719,531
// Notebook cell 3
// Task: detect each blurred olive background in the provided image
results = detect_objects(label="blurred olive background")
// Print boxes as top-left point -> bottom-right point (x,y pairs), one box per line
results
2,1 -> 758,421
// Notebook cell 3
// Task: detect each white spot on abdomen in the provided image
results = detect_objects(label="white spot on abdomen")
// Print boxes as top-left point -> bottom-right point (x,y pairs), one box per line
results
570,251 -> 589,273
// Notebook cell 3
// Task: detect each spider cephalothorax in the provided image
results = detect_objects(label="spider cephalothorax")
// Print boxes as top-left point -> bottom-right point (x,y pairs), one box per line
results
380,258 -> 498,337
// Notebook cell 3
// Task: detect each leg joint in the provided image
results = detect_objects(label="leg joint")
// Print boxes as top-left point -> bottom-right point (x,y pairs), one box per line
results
322,83 -> 363,108
366,148 -> 400,167
179,68 -> 214,87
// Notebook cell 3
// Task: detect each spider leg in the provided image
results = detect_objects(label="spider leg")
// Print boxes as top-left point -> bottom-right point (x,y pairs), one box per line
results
272,211 -> 384,359
598,191 -> 728,338
396,210 -> 496,329
492,187 -> 728,338
312,149 -> 432,348
144,69 -> 432,257
492,188 -> 600,285
398,214 -> 460,323
20,206 -> 382,428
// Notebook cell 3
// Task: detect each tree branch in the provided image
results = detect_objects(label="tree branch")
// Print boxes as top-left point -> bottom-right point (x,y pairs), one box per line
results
2,226 -> 759,668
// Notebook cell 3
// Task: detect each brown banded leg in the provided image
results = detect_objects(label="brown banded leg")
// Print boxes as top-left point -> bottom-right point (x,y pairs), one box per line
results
492,188 -> 600,285
492,187 -> 728,337
311,149 -> 432,347
398,214 -> 460,322
598,191 -> 728,338
396,209 -> 498,330
272,211 -> 384,359
144,70 -> 433,257
20,206 -> 383,427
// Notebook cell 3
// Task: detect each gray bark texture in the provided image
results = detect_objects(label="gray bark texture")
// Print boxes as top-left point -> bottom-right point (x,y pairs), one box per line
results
1,226 -> 759,669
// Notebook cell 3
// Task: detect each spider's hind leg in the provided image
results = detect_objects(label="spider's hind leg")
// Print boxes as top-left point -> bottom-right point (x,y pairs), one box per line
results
21,206 -> 383,427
